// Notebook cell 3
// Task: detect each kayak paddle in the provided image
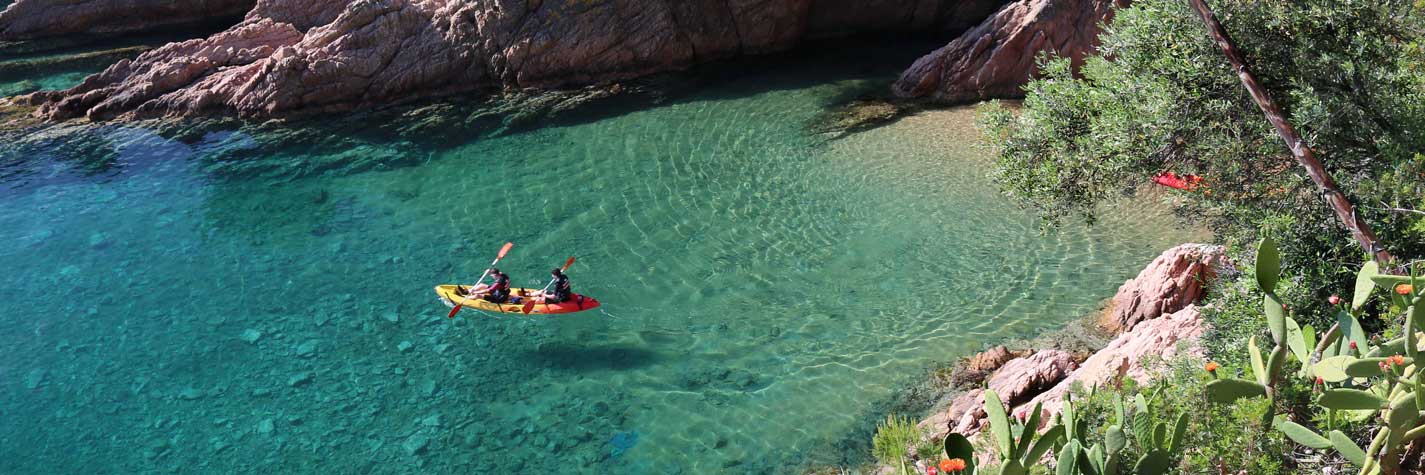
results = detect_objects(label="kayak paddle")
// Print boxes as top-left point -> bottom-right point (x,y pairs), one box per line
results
448,242 -> 514,319
522,256 -> 576,314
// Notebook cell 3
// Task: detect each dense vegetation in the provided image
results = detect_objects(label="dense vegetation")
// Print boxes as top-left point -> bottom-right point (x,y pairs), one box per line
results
980,0 -> 1425,306
869,0 -> 1425,474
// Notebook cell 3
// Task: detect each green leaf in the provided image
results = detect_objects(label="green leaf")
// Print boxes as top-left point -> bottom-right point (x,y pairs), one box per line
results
1132,413 -> 1153,449
1056,440 -> 1081,475
1133,449 -> 1171,475
1319,388 -> 1387,410
1151,421 -> 1167,449
1025,424 -> 1064,467
1388,394 -> 1420,430
1409,310 -> 1419,359
1083,444 -> 1105,475
1266,346 -> 1287,385
1112,393 -> 1125,425
1168,413 -> 1188,454
1344,357 -> 1391,378
1273,416 -> 1331,449
1249,335 -> 1267,385
1371,273 -> 1411,292
1105,424 -> 1127,453
1264,293 -> 1287,344
1302,324 -> 1317,357
1255,237 -> 1280,293
1205,378 -> 1267,404
1414,297 -> 1425,335
1354,261 -> 1379,312
1134,393 -> 1148,415
1338,311 -> 1369,354
944,433 -> 977,475
1015,402 -> 1043,460
1286,317 -> 1309,364
1330,430 -> 1367,467
999,459 -> 1027,475
986,389 -> 1013,458
1313,355 -> 1355,383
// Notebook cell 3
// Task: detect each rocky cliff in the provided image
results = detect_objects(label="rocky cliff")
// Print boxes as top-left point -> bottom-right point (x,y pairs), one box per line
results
892,0 -> 1125,102
14,0 -> 1015,121
0,0 -> 255,41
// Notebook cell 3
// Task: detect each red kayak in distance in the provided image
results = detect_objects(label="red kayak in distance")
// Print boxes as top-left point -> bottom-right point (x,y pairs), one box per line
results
1152,171 -> 1205,191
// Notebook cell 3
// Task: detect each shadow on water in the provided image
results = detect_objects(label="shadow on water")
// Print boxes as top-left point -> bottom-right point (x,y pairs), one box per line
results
520,343 -> 662,372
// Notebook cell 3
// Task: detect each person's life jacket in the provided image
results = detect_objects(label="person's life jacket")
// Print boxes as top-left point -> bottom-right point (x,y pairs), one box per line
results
490,274 -> 510,292
551,274 -> 572,300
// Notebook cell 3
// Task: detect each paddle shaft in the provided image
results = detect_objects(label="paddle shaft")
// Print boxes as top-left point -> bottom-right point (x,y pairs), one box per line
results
448,243 -> 513,318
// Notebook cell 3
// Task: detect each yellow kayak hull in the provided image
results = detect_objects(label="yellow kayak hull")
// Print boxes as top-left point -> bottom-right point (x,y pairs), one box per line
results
434,285 -> 601,315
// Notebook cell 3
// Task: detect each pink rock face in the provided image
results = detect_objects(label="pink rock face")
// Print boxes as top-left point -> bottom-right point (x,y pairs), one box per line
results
1100,243 -> 1228,334
0,0 -> 256,41
921,349 -> 1077,438
892,0 -> 1127,103
19,0 -> 1011,121
921,243 -> 1223,442
966,345 -> 1016,373
1020,305 -> 1206,418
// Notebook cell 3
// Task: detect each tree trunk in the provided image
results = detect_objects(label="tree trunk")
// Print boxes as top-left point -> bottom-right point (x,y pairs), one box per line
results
1183,0 -> 1395,265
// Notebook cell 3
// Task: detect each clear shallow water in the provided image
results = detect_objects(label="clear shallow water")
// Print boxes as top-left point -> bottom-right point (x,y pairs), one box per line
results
1,69 -> 1198,473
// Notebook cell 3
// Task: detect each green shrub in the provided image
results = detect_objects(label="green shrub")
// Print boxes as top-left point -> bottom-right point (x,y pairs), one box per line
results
872,414 -> 921,475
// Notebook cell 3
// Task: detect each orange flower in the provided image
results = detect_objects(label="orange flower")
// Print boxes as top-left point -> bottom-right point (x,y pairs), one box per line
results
1393,355 -> 1407,366
1205,361 -> 1220,372
941,458 -> 967,473
1398,284 -> 1415,296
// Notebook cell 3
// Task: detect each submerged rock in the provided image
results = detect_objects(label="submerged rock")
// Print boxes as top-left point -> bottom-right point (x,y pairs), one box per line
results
402,433 -> 429,456
287,372 -> 312,387
23,368 -> 46,389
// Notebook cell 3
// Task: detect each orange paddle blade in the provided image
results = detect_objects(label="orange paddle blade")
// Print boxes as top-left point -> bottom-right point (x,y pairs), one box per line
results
497,242 -> 514,259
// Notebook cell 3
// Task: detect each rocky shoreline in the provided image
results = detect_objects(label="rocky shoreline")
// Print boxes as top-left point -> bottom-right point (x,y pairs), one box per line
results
878,243 -> 1231,472
0,0 -> 1120,122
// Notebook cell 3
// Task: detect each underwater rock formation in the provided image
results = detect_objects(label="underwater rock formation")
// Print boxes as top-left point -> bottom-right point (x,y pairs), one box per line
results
19,0 -> 1015,121
0,0 -> 255,41
892,0 -> 1127,102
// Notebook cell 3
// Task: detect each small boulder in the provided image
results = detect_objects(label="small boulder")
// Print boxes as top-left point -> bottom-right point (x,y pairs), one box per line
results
402,433 -> 429,455
288,372 -> 313,387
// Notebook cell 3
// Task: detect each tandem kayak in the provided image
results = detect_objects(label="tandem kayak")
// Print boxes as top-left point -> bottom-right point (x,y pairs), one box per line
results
434,285 -> 601,315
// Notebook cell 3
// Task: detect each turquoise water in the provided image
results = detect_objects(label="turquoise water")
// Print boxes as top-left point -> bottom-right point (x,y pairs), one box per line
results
0,67 -> 1198,473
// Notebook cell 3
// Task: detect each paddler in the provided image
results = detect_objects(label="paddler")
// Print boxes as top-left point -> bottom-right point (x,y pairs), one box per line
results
541,268 -> 573,303
461,268 -> 512,303
484,269 -> 512,303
